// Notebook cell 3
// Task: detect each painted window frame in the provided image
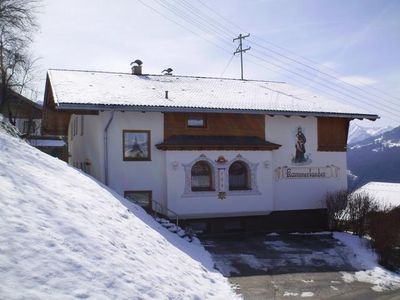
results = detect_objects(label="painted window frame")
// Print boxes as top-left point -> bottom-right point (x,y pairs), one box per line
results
124,190 -> 152,211
191,160 -> 214,192
228,160 -> 251,191
122,130 -> 151,161
182,154 -> 260,198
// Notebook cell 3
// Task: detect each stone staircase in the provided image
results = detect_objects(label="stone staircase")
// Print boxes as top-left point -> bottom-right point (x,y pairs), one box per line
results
151,199 -> 198,243
154,216 -> 199,243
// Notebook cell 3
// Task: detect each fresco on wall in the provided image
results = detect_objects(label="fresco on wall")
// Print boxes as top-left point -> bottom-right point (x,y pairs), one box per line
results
291,126 -> 312,165
123,130 -> 150,161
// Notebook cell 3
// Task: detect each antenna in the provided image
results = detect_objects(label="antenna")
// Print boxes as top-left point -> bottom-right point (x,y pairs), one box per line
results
233,33 -> 251,80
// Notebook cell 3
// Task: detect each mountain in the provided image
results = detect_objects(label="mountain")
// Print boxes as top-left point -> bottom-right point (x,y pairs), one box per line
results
348,123 -> 393,144
347,126 -> 400,190
0,122 -> 238,299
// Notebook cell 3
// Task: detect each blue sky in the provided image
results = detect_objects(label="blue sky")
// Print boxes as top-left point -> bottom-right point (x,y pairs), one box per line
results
32,0 -> 400,126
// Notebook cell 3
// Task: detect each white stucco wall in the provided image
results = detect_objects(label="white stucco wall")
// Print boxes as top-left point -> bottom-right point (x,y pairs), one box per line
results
69,112 -> 348,219
68,111 -> 166,210
265,116 -> 348,211
166,151 -> 274,218
105,111 -> 166,208
68,114 -> 105,182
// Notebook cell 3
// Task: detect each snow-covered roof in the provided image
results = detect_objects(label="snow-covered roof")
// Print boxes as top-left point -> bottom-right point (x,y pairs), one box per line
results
354,182 -> 400,209
47,69 -> 378,119
28,138 -> 66,147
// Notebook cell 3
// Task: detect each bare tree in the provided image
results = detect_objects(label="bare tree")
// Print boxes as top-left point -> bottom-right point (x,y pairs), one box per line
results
0,0 -> 40,124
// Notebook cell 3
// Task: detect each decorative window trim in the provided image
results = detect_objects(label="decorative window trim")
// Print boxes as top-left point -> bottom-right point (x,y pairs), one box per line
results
122,130 -> 151,161
191,160 -> 214,192
183,155 -> 217,197
182,154 -> 260,198
228,160 -> 251,191
226,155 -> 260,196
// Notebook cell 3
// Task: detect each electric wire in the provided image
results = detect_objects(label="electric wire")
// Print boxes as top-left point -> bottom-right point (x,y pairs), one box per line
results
137,0 -> 400,121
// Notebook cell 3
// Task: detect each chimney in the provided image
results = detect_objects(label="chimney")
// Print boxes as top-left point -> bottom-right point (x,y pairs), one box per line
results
130,59 -> 143,75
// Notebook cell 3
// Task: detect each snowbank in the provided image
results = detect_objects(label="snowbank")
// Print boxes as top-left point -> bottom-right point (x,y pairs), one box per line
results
0,130 -> 240,299
334,232 -> 400,292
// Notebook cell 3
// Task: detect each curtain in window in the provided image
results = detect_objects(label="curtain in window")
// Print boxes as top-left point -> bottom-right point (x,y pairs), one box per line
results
229,161 -> 249,190
191,161 -> 212,191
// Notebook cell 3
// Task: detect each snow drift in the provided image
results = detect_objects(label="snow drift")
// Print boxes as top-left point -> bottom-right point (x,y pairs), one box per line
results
0,129 -> 239,299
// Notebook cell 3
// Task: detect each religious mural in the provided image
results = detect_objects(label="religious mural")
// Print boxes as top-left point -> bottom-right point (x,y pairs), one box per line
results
292,126 -> 312,165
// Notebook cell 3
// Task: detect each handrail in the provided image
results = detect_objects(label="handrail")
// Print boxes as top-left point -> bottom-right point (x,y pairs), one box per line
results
151,199 -> 180,226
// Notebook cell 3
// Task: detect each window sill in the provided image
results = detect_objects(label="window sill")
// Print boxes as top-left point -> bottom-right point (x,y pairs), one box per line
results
229,187 -> 252,191
191,189 -> 215,192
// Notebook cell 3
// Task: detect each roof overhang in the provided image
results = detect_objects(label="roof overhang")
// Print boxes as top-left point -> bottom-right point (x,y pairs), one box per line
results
156,135 -> 281,151
55,102 -> 379,120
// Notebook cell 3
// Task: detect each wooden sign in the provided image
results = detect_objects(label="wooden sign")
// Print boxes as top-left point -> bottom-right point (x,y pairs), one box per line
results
274,165 -> 340,181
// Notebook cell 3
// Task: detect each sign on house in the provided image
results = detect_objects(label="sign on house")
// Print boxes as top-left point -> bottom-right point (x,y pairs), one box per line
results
274,165 -> 340,181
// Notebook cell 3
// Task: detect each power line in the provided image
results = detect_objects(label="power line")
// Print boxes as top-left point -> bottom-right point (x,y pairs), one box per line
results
220,54 -> 235,77
137,0 -> 400,121
193,0 -> 400,104
136,0 -> 232,55
247,52 -> 400,119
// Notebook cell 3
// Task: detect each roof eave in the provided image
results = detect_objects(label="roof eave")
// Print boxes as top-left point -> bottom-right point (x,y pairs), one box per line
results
55,103 -> 379,120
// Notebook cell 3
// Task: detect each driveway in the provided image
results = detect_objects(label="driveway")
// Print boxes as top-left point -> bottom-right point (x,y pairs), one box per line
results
203,233 -> 400,299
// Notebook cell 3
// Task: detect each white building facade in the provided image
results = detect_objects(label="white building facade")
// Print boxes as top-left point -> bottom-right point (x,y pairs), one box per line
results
45,68 -> 378,232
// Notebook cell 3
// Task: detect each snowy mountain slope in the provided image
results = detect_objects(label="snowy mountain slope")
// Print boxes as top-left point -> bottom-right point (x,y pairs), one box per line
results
347,126 -> 400,190
348,123 -> 393,144
0,130 -> 240,300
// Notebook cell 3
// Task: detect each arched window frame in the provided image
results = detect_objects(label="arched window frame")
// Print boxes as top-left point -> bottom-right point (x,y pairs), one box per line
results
183,155 -> 217,196
191,160 -> 213,192
226,155 -> 260,196
228,160 -> 251,191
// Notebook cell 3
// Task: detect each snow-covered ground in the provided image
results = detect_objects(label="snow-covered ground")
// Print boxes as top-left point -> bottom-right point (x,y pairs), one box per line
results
334,232 -> 400,292
0,129 -> 240,300
205,232 -> 400,293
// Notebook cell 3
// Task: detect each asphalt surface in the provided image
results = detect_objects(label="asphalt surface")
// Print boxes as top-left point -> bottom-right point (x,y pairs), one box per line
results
202,233 -> 400,299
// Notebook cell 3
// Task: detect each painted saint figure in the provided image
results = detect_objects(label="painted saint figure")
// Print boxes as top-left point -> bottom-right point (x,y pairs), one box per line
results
294,126 -> 307,163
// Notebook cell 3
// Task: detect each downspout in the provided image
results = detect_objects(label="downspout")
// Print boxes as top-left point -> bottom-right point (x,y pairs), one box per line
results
104,110 -> 115,186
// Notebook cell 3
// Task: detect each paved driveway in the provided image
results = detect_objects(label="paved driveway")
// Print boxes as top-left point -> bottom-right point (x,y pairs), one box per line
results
203,233 -> 400,299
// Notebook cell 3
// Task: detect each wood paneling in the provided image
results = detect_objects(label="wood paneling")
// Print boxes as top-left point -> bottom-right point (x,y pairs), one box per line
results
164,112 -> 265,140
317,117 -> 350,152
42,107 -> 71,136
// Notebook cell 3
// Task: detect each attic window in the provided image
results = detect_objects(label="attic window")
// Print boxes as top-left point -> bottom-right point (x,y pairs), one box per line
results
187,114 -> 206,128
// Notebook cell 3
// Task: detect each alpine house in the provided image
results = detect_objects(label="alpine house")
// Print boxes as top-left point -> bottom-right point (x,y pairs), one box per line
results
42,62 -> 378,233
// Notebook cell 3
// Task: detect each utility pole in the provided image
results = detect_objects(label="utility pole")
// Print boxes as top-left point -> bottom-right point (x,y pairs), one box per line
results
233,33 -> 251,80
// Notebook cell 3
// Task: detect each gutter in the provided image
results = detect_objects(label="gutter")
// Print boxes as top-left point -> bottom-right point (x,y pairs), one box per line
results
104,110 -> 115,186
56,103 -> 379,120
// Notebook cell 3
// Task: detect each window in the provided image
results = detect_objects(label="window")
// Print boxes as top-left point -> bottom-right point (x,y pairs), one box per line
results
23,120 -> 36,134
123,130 -> 151,161
80,115 -> 84,136
187,114 -> 206,128
71,116 -> 78,139
124,191 -> 152,211
191,161 -> 213,191
229,161 -> 250,190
